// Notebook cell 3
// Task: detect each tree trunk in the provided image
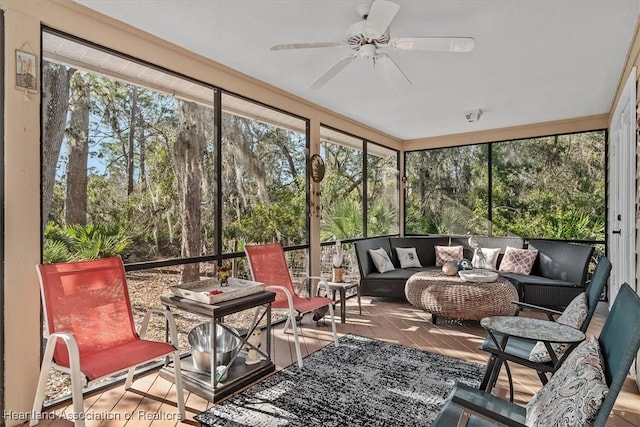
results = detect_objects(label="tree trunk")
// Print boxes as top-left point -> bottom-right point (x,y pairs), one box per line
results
65,72 -> 90,226
139,131 -> 147,192
223,115 -> 270,206
174,100 -> 208,282
41,63 -> 71,229
273,129 -> 298,181
127,86 -> 138,195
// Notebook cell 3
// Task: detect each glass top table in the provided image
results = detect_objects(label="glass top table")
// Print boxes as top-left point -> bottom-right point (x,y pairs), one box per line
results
481,316 -> 585,344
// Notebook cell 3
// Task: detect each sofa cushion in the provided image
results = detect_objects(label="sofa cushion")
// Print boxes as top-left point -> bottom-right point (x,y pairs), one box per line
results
435,245 -> 463,267
395,247 -> 422,268
528,239 -> 594,286
529,292 -> 588,363
366,269 -> 421,280
499,247 -> 538,275
368,248 -> 395,273
354,237 -> 394,276
499,273 -> 575,288
526,336 -> 608,426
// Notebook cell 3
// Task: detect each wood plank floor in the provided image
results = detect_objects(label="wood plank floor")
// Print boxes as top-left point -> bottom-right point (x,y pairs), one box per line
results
25,296 -> 640,426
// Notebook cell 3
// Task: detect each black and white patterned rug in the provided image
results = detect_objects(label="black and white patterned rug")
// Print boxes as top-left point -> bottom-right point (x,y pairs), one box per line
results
195,334 -> 484,426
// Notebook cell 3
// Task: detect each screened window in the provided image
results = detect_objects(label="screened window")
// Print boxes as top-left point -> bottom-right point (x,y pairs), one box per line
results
491,132 -> 605,239
405,145 -> 488,235
320,127 -> 364,242
42,31 -> 216,281
221,93 -> 308,248
367,144 -> 399,236
404,130 -> 605,241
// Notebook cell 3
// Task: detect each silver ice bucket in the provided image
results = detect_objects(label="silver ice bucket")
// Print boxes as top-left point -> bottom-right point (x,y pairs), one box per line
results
188,322 -> 240,372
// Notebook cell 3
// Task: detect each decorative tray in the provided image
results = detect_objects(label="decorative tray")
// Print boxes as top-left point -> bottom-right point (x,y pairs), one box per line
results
170,277 -> 265,304
458,270 -> 499,283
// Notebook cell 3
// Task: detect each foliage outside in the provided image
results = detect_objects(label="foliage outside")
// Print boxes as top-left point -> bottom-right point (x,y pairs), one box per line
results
320,136 -> 399,242
43,58 -> 311,280
405,132 -> 606,240
42,32 -> 402,278
43,222 -> 133,263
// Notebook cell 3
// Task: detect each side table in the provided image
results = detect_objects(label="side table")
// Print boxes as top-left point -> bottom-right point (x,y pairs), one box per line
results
159,290 -> 276,402
320,281 -> 361,323
480,315 -> 585,402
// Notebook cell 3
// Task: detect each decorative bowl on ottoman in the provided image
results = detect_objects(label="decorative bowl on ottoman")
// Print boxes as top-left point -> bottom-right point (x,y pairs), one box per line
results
458,269 -> 499,283
188,322 -> 241,372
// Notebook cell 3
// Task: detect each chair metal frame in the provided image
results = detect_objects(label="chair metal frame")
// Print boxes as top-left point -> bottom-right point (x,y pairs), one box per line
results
30,257 -> 185,427
479,255 -> 611,391
245,243 -> 338,368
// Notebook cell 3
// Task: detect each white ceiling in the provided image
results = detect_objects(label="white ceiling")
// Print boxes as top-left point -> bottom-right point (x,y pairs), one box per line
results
75,0 -> 640,141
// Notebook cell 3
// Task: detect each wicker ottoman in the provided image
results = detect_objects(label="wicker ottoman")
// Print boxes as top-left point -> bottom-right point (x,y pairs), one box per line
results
405,270 -> 518,324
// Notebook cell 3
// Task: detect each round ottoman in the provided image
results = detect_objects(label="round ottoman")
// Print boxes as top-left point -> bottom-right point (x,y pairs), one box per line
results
405,270 -> 518,324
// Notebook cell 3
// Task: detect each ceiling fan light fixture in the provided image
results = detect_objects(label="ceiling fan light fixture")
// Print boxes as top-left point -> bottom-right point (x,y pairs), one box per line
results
359,44 -> 377,59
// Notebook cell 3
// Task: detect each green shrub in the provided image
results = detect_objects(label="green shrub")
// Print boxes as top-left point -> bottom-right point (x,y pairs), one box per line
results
43,221 -> 133,263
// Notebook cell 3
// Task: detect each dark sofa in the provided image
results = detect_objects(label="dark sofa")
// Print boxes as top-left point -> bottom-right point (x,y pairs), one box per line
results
354,235 -> 594,308
500,239 -> 594,307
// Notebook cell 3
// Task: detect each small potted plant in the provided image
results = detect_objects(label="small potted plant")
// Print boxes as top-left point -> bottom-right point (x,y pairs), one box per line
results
217,263 -> 232,285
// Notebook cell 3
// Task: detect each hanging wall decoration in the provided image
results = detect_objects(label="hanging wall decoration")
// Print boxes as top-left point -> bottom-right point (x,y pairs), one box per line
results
16,47 -> 37,93
309,154 -> 326,183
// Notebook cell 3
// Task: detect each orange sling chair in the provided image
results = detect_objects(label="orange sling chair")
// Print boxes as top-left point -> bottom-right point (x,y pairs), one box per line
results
245,243 -> 338,368
30,256 -> 185,427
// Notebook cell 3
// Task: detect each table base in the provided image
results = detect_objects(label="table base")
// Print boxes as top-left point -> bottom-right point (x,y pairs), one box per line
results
160,354 -> 275,403
320,281 -> 361,323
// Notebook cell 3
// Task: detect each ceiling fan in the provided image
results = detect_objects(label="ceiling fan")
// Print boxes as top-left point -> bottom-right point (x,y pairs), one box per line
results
270,0 -> 475,90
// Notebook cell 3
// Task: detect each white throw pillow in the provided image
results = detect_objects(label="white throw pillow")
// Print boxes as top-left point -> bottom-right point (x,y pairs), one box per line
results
395,247 -> 422,268
368,248 -> 395,273
471,247 -> 501,270
526,336 -> 608,426
529,292 -> 588,363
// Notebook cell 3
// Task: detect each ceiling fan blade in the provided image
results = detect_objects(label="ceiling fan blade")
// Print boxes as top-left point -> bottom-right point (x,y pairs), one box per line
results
308,56 -> 355,89
374,53 -> 411,90
390,37 -> 475,52
271,42 -> 344,51
365,0 -> 400,37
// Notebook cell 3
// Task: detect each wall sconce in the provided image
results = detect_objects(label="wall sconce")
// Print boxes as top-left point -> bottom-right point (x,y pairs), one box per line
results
464,109 -> 483,123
